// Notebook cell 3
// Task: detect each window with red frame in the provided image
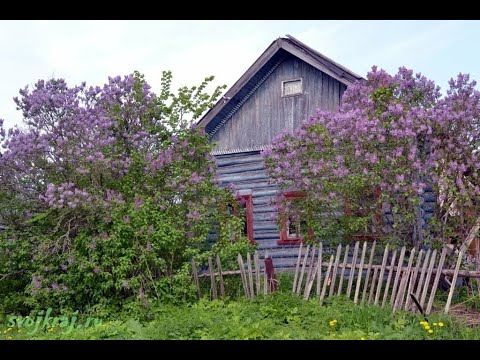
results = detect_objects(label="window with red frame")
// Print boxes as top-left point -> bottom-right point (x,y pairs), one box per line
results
236,194 -> 255,244
344,186 -> 382,241
278,191 -> 313,245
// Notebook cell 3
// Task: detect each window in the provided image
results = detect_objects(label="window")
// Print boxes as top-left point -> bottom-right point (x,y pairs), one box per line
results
344,186 -> 382,241
236,193 -> 255,244
278,191 -> 313,245
282,78 -> 303,97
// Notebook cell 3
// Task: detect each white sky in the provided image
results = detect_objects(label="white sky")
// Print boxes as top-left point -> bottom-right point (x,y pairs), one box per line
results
1,20 -> 479,130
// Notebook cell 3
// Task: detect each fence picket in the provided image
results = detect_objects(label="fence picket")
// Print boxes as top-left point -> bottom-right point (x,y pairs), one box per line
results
254,252 -> 261,296
393,248 -> 415,312
382,250 -> 397,307
374,245 -> 389,305
390,246 -> 406,306
208,257 -> 217,300
404,249 -> 424,311
296,245 -> 310,295
426,247 -> 447,315
247,253 -> 255,298
354,242 -> 367,304
337,244 -> 350,296
329,244 -> 342,297
361,241 -> 377,304
346,241 -> 360,298
293,243 -> 303,293
320,255 -> 334,305
216,255 -> 225,298
420,249 -> 437,308
316,242 -> 323,299
445,250 -> 464,314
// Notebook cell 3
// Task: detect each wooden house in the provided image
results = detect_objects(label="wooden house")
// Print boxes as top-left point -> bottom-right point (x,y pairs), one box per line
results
198,35 -> 365,267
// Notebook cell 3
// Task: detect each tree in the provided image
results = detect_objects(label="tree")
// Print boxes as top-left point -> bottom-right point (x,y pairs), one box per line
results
0,71 -> 251,313
264,67 -> 480,248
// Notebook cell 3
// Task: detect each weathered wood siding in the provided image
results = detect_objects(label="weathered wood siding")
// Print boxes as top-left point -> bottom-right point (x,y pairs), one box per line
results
211,54 -> 347,150
215,150 -> 300,268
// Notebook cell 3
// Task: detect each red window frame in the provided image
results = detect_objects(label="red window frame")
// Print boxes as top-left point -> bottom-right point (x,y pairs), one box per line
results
277,191 -> 313,245
236,194 -> 255,244
344,186 -> 382,241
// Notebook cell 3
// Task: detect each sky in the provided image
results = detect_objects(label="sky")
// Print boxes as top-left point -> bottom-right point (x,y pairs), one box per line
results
1,20 -> 480,130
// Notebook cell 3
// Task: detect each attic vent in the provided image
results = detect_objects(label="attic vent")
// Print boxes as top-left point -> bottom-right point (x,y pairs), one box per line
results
282,78 -> 303,97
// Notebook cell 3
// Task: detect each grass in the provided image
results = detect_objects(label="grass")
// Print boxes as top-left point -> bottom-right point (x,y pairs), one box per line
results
1,291 -> 479,340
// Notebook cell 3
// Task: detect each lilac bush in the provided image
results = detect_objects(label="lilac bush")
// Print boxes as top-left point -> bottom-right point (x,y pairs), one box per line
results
264,67 -> 480,247
0,71 -> 252,312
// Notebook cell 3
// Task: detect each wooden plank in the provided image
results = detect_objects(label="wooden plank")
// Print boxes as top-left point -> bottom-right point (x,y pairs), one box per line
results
404,249 -> 424,311
263,267 -> 268,295
426,247 -> 447,315
346,241 -> 360,298
292,243 -> 303,293
254,252 -> 261,296
420,249 -> 437,308
247,253 -> 255,298
390,246 -> 406,306
337,244 -> 350,296
361,241 -> 377,304
304,262 -> 319,300
316,242 -> 323,299
208,257 -> 217,300
414,249 -> 431,302
445,250 -> 464,314
191,259 -> 201,299
354,242 -> 367,304
393,248 -> 415,312
237,254 -> 249,298
296,245 -> 311,295
216,255 -> 225,298
329,244 -> 342,297
374,245 -> 389,305
368,268 -> 379,304
304,246 -> 317,298
382,250 -> 397,307
320,255 -> 334,305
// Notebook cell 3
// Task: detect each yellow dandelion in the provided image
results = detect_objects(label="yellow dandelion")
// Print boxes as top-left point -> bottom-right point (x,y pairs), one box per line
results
7,328 -> 12,332
433,323 -> 438,326
7,336 -> 12,340
424,325 -> 431,330
428,329 -> 433,334
419,321 -> 426,325
360,337 -> 366,340
438,322 -> 444,327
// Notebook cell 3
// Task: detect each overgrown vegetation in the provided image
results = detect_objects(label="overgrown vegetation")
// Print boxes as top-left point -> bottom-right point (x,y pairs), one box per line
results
264,67 -> 480,249
0,71 -> 254,315
1,292 -> 479,340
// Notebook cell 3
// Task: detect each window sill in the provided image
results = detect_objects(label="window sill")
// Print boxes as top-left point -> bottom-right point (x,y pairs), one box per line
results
277,239 -> 303,246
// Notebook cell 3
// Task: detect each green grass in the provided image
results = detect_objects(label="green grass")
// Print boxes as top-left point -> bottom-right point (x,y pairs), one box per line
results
1,292 -> 479,340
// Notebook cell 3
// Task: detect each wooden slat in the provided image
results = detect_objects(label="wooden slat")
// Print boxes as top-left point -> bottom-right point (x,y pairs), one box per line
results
216,255 -> 225,298
320,255 -> 334,305
292,242 -> 303,293
237,254 -> 249,298
445,250 -> 464,314
337,244 -> 350,296
191,259 -> 201,299
382,249 -> 397,307
304,246 -> 317,298
296,245 -> 311,295
368,267 -> 379,304
374,245 -> 389,305
346,241 -> 360,298
316,242 -> 323,299
404,249 -> 424,311
208,257 -> 217,300
354,242 -> 367,304
426,247 -> 447,315
254,252 -> 261,296
393,248 -> 415,312
247,253 -> 255,298
263,267 -> 268,295
414,249 -> 431,302
390,246 -> 406,306
361,241 -> 377,304
420,249 -> 437,308
304,262 -> 319,300
329,244 -> 342,297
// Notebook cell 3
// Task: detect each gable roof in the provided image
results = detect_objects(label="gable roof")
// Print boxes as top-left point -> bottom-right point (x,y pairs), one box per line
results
198,34 -> 363,137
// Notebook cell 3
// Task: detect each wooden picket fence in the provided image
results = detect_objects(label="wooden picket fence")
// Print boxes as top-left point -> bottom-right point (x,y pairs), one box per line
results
291,241 -> 464,315
191,241 -> 468,315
